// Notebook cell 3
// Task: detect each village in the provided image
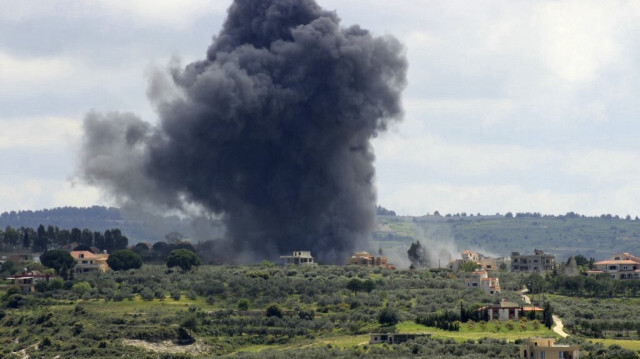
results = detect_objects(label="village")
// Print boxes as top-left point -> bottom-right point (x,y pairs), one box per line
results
3,242 -> 640,358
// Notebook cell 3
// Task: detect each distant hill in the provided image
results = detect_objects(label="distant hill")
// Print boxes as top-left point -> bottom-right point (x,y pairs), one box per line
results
3,207 -> 638,260
374,213 -> 640,261
0,206 -> 193,243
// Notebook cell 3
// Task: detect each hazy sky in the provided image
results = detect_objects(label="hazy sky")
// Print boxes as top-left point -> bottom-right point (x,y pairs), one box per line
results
2,0 -> 640,217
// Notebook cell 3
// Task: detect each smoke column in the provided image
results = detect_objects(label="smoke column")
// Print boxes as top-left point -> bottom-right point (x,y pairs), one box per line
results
78,0 -> 407,263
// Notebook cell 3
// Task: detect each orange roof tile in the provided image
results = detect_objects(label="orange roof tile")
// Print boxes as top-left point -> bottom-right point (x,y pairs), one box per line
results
594,260 -> 638,265
70,251 -> 98,259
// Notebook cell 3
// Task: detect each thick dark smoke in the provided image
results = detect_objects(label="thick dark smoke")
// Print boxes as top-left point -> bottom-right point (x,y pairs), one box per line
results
78,0 -> 407,263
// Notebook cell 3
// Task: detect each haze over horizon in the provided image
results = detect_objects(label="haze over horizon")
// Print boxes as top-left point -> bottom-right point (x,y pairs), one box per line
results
3,1 -> 640,218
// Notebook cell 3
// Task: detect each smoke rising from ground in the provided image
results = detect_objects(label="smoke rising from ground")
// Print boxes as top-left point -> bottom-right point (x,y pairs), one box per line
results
78,0 -> 407,263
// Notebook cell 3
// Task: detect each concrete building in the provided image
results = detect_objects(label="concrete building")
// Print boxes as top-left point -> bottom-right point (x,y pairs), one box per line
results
346,251 -> 396,269
0,252 -> 41,265
449,250 -> 499,272
70,251 -> 109,273
587,253 -> 640,279
511,250 -> 555,273
465,270 -> 501,294
520,338 -> 579,359
6,270 -> 58,293
280,251 -> 316,266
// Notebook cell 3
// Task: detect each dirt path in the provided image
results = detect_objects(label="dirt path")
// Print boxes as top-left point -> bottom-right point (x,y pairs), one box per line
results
552,315 -> 569,338
520,287 -> 531,304
521,287 -> 568,338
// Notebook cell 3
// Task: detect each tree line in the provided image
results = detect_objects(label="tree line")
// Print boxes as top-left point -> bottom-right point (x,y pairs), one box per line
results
0,225 -> 128,253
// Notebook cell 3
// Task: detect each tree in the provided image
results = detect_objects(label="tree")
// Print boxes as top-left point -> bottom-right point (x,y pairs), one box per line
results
33,224 -> 48,252
564,256 -> 579,277
166,249 -> 201,272
459,260 -> 479,272
378,306 -> 399,326
40,250 -> 76,278
70,227 -> 82,244
1,260 -> 17,275
265,304 -> 283,318
407,240 -> 429,268
80,229 -> 94,247
543,301 -> 553,329
107,249 -> 143,271
110,229 -> 128,251
526,273 -> 545,294
73,244 -> 92,251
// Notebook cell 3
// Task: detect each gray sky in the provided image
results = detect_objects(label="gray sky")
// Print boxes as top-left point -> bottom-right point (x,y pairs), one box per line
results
2,0 -> 640,217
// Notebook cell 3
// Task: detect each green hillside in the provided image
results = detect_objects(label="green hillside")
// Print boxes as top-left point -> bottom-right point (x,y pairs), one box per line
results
374,214 -> 640,261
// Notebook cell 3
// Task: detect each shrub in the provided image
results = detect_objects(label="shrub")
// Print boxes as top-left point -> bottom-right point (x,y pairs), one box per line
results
266,304 -> 283,318
72,282 -> 91,296
237,299 -> 249,311
141,287 -> 154,301
378,306 -> 399,326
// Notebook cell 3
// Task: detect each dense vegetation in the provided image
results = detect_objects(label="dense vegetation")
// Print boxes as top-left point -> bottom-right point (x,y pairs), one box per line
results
1,263 -> 639,357
0,225 -> 129,253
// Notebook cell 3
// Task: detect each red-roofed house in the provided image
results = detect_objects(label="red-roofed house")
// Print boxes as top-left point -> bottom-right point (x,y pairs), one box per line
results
6,270 -> 58,293
70,251 -> 109,273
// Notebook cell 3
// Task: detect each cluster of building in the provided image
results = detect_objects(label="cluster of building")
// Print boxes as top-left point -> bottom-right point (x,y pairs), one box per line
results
280,250 -> 397,270
4,250 -> 109,293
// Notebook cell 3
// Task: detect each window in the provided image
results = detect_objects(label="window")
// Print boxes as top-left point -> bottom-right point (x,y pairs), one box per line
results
540,351 -> 545,358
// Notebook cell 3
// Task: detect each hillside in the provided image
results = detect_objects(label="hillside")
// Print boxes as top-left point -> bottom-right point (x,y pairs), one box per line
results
374,213 -> 640,261
0,207 -> 192,243
2,207 -> 639,261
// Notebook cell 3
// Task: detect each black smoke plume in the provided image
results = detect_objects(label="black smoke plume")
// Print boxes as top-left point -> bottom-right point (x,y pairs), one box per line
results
78,0 -> 407,263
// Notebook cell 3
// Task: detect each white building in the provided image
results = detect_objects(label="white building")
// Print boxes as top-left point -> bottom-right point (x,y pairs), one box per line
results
280,251 -> 316,266
465,270 -> 501,294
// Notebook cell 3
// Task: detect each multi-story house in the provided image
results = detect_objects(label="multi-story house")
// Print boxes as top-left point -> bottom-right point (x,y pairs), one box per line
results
511,250 -> 555,273
520,338 -> 579,359
70,251 -> 110,273
280,251 -> 317,266
587,253 -> 640,279
465,270 -> 501,294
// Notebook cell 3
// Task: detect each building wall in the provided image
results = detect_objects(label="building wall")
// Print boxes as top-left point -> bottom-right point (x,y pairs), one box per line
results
511,251 -> 555,273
